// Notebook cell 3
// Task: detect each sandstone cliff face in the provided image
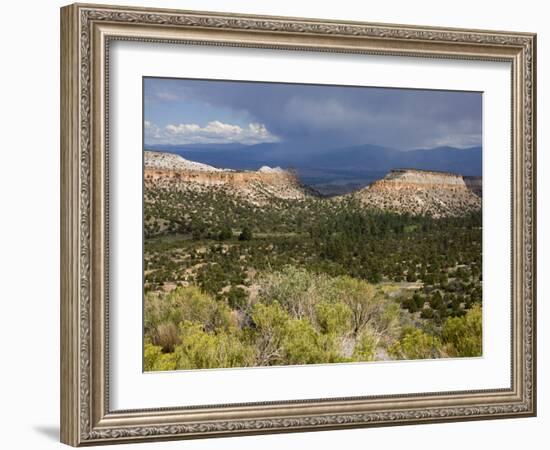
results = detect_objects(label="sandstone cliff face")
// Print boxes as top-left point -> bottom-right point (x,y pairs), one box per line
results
144,151 -> 316,203
375,168 -> 467,187
353,169 -> 481,218
145,151 -> 481,217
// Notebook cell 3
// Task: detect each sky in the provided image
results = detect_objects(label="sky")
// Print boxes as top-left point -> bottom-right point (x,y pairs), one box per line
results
144,77 -> 482,151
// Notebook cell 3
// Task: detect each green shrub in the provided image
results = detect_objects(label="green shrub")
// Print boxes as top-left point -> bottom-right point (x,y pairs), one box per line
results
226,286 -> 248,310
256,266 -> 336,321
330,276 -> 386,336
352,329 -> 379,361
238,226 -> 253,241
250,302 -> 290,365
144,286 -> 234,348
250,301 -> 341,366
443,304 -> 482,357
144,342 -> 178,371
156,321 -> 179,353
315,301 -> 352,335
282,319 -> 326,365
174,321 -> 255,369
218,225 -> 233,241
388,328 -> 443,360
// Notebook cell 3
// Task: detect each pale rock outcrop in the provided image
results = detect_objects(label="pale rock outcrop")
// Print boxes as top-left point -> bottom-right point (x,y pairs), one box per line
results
144,150 -> 226,172
352,169 -> 481,218
144,151 -> 316,204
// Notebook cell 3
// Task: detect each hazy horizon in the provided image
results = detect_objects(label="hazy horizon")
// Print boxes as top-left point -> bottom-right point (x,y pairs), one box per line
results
144,77 -> 482,193
144,77 -> 482,152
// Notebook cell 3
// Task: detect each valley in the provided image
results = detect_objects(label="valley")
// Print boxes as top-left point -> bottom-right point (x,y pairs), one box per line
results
143,151 -> 483,371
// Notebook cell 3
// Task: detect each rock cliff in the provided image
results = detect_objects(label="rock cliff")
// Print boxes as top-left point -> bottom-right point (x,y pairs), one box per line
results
145,152 -> 481,217
352,169 -> 481,217
144,150 -> 316,203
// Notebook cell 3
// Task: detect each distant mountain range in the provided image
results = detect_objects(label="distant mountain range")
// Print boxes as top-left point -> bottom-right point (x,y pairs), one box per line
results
145,142 -> 482,195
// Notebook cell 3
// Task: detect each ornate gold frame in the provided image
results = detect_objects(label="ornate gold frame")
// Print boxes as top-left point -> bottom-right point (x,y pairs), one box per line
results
60,3 -> 536,446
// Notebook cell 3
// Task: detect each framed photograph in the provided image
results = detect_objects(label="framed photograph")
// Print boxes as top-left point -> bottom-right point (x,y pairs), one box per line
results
60,3 -> 537,446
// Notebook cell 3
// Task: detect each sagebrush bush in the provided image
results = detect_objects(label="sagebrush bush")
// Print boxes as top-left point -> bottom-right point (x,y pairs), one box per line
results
352,328 -> 380,361
144,342 -> 178,371
155,321 -> 180,353
314,301 -> 352,335
388,328 -> 444,360
174,321 -> 256,369
443,304 -> 482,357
143,267 -> 482,370
144,285 -> 234,343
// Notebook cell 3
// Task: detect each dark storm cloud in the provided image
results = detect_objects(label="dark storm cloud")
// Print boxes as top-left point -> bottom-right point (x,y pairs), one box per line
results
145,77 -> 482,151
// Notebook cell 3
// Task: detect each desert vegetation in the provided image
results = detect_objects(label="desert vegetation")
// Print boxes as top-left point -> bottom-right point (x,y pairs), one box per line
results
143,184 -> 482,370
144,267 -> 482,370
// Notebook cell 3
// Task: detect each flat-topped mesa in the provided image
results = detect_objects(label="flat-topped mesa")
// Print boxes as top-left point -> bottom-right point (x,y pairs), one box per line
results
144,150 -> 316,202
145,150 -> 226,172
369,168 -> 468,191
144,150 -> 298,186
354,168 -> 481,218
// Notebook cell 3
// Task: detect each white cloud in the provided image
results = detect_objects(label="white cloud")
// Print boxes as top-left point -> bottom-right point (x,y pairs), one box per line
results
166,123 -> 201,134
145,120 -> 280,145
144,121 -> 163,140
155,91 -> 181,102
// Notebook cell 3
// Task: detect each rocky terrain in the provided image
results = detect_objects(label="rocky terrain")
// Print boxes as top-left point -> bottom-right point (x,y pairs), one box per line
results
145,151 -> 481,217
143,152 -> 483,371
144,150 -> 316,204
352,169 -> 481,218
145,150 -> 225,172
